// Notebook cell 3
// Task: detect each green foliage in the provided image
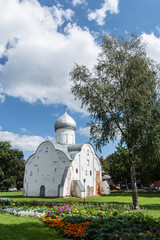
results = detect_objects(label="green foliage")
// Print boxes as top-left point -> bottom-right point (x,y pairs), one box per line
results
0,141 -> 25,191
102,144 -> 143,185
70,34 -> 160,209
99,156 -> 110,174
85,212 -> 160,240
70,34 -> 160,152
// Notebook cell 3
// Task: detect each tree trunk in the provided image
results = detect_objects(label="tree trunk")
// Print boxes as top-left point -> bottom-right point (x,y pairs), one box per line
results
129,150 -> 140,210
125,181 -> 129,191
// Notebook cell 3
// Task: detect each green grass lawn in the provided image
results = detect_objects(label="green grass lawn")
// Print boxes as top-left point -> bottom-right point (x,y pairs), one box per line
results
0,210 -> 68,240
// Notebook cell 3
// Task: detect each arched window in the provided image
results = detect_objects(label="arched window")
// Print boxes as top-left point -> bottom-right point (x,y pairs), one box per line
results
45,146 -> 48,152
40,185 -> 45,197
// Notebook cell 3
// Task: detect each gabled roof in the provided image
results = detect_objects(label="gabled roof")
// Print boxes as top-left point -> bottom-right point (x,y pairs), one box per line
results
54,143 -> 84,160
26,141 -> 99,164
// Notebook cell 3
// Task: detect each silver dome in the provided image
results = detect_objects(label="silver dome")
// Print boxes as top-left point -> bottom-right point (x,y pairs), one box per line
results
54,112 -> 76,131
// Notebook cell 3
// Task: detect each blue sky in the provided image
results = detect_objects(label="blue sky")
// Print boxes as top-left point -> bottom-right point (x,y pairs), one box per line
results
0,0 -> 160,160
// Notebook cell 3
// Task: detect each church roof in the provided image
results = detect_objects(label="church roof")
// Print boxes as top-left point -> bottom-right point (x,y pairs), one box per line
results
54,112 -> 76,131
53,143 -> 83,160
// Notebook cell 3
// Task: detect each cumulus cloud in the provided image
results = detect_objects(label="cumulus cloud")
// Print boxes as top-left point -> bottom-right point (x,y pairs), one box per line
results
88,0 -> 119,26
78,126 -> 90,137
141,32 -> 160,63
72,0 -> 87,7
0,129 -> 54,151
0,0 -> 99,113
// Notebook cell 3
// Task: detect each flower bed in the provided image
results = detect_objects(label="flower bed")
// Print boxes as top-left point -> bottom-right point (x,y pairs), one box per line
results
41,204 -> 160,240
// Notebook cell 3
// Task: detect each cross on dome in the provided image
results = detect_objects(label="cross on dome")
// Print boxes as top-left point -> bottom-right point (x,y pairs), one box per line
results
64,105 -> 68,113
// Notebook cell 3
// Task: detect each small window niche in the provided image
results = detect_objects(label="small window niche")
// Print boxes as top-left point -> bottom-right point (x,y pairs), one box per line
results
87,149 -> 89,155
90,170 -> 92,176
76,168 -> 78,174
45,146 -> 48,152
87,159 -> 90,166
85,170 -> 87,176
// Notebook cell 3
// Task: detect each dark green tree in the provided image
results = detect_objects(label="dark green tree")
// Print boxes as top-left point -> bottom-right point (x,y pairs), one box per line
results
102,144 -> 142,189
0,141 -> 25,191
135,121 -> 160,181
99,156 -> 110,175
70,34 -> 160,209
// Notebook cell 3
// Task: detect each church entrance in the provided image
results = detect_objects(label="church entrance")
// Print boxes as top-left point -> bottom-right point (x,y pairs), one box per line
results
40,185 -> 45,197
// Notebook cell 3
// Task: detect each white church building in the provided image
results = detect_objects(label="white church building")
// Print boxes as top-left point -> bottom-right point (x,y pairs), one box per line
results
23,111 -> 109,198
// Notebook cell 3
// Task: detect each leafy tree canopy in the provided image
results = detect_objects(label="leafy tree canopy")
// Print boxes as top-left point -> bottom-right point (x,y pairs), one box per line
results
70,34 -> 160,209
0,141 -> 25,191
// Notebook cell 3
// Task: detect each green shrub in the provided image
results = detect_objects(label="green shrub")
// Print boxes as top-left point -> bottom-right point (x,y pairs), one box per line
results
0,198 -> 12,205
85,212 -> 160,240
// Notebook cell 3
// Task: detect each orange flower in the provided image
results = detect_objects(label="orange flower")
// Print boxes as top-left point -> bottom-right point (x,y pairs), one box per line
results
41,216 -> 91,239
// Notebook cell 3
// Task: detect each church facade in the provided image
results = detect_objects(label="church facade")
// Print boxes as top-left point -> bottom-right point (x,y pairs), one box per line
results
23,111 -> 109,198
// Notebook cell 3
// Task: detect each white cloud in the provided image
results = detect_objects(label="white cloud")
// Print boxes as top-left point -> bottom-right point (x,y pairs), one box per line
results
47,136 -> 54,141
78,126 -> 90,137
19,128 -> 28,133
141,32 -> 160,63
0,0 -> 99,113
72,0 -> 87,7
51,5 -> 74,26
88,0 -> 119,26
0,85 -> 5,103
0,129 -> 54,151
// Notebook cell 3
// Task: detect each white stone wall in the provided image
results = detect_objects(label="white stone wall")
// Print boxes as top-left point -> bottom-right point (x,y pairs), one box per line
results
71,143 -> 102,197
24,141 -> 71,197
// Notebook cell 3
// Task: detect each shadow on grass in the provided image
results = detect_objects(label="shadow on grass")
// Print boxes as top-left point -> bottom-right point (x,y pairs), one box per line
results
138,192 -> 160,197
102,201 -> 160,211
0,221 -> 66,240
111,191 -> 160,197
0,194 -> 23,199
139,204 -> 160,210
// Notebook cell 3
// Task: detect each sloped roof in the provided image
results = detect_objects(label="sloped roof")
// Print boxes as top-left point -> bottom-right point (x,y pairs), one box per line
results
53,143 -> 84,160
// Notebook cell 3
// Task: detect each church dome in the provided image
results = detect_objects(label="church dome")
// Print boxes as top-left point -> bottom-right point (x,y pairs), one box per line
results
54,112 -> 76,131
